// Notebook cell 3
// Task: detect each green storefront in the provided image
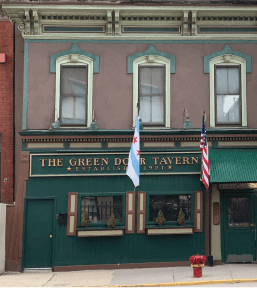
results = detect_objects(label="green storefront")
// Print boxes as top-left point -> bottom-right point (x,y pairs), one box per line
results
20,132 -> 206,270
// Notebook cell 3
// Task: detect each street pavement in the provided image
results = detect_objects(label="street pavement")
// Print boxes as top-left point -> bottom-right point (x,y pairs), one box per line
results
0,264 -> 257,287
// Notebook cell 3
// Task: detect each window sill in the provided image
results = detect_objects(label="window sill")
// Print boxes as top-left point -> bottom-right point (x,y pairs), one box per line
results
146,226 -> 194,235
76,228 -> 124,237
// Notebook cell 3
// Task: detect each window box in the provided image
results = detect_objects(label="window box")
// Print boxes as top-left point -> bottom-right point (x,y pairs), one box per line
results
146,227 -> 194,235
77,228 -> 125,237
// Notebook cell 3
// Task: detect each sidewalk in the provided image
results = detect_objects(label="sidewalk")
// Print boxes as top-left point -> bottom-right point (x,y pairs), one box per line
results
1,264 -> 257,287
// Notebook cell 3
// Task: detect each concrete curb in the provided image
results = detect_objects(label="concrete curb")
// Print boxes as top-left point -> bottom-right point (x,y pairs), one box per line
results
108,278 -> 257,287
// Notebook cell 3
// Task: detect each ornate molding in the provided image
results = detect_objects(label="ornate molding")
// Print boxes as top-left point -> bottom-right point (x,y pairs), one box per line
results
204,45 -> 252,73
50,44 -> 99,73
127,45 -> 176,74
21,134 -> 257,143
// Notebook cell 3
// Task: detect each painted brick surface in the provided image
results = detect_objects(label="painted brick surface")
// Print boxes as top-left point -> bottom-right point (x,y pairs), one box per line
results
0,21 -> 14,204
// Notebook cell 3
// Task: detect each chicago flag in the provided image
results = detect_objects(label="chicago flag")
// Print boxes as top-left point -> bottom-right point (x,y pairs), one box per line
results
126,117 -> 140,187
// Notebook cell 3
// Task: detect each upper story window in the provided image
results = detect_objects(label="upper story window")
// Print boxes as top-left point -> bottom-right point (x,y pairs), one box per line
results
215,65 -> 241,125
50,44 -> 99,128
127,45 -> 175,128
204,45 -> 251,128
60,66 -> 88,126
139,66 -> 165,125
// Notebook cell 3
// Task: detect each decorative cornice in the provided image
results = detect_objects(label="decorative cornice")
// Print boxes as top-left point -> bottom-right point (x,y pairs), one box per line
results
21,135 -> 257,143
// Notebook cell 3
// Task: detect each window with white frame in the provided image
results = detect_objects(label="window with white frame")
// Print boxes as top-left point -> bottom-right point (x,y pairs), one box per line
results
133,55 -> 170,128
215,65 -> 241,125
55,54 -> 93,127
209,54 -> 247,127
139,66 -> 165,125
60,66 -> 88,125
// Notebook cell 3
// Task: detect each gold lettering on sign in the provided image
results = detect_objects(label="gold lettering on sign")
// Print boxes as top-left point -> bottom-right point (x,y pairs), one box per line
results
94,167 -> 98,171
159,158 -> 168,165
94,158 -> 100,166
101,166 -> 104,171
161,166 -> 164,170
101,158 -> 108,165
152,157 -> 159,165
86,158 -> 92,166
48,159 -> 56,167
117,166 -> 120,171
78,159 -> 85,166
124,166 -> 127,171
123,158 -> 128,165
76,167 -> 79,171
57,159 -> 63,167
39,159 -> 47,167
82,167 -> 86,171
183,157 -> 190,165
88,167 -> 91,171
192,157 -> 198,164
166,157 -> 174,164
69,159 -> 77,167
115,158 -> 121,166
155,166 -> 158,171
168,165 -> 172,170
140,158 -> 146,165
107,167 -> 111,171
149,166 -> 152,170
144,166 -> 146,170
175,157 -> 181,165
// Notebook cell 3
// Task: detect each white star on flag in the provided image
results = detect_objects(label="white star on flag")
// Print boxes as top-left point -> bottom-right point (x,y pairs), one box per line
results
126,117 -> 140,187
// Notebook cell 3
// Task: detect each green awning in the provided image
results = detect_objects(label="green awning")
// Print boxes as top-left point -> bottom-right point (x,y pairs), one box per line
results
209,149 -> 257,183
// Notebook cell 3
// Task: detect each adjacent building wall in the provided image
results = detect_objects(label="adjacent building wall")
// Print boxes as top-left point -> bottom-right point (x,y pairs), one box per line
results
0,15 -> 14,203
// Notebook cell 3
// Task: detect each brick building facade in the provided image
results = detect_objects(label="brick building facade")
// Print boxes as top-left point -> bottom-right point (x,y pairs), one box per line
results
0,12 -> 14,204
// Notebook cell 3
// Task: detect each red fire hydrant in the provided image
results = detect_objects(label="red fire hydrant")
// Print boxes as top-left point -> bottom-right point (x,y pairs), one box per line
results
189,254 -> 206,278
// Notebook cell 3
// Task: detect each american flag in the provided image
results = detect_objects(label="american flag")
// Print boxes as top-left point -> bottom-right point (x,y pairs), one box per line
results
200,113 -> 209,190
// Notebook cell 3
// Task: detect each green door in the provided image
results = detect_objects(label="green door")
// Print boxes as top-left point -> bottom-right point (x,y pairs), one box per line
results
23,199 -> 54,268
223,193 -> 256,263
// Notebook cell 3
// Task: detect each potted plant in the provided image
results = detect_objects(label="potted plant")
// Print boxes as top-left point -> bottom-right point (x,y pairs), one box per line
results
177,208 -> 186,227
81,212 -> 90,227
156,210 -> 166,226
107,214 -> 116,228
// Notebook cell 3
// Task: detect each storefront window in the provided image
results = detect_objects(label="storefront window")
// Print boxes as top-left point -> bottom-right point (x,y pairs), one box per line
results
81,196 -> 123,224
149,194 -> 191,222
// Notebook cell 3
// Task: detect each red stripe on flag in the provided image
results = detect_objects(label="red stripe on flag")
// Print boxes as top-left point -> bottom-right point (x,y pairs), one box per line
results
202,144 -> 209,190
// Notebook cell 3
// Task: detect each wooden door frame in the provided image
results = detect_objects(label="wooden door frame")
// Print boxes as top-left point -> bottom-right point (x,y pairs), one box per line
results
21,197 -> 57,272
221,191 -> 256,263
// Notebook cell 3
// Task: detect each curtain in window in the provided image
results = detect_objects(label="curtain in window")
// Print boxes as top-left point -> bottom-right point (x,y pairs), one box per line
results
216,67 -> 240,124
139,67 -> 164,125
61,67 -> 87,125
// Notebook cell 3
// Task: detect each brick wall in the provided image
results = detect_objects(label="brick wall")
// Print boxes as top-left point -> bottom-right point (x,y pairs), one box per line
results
0,21 -> 14,204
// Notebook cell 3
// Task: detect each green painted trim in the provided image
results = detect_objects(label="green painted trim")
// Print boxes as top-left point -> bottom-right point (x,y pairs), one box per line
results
22,40 -> 29,130
44,26 -> 104,33
19,128 -> 257,137
124,27 -> 179,33
127,45 -> 175,73
50,44 -> 99,73
204,45 -> 251,73
200,28 -> 257,33
25,39 -> 257,44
